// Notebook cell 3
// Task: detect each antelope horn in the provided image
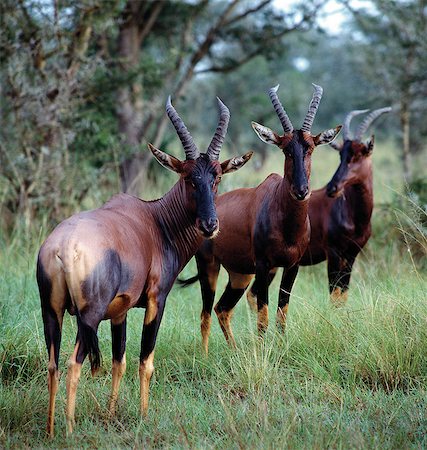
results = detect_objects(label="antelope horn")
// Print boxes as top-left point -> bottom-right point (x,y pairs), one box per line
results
207,97 -> 230,161
342,109 -> 370,141
301,83 -> 323,132
355,107 -> 392,141
329,141 -> 342,151
166,95 -> 199,160
268,85 -> 293,133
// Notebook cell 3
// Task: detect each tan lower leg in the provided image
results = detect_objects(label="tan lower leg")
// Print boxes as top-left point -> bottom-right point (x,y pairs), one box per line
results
47,346 -> 59,438
139,351 -> 154,416
330,288 -> 349,307
246,289 -> 257,312
66,344 -> 82,435
276,304 -> 289,331
108,353 -> 126,416
257,304 -> 269,334
215,308 -> 236,348
200,311 -> 212,355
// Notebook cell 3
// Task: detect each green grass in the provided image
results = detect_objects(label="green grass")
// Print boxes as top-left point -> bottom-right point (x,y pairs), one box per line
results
0,235 -> 426,448
1,140 -> 426,448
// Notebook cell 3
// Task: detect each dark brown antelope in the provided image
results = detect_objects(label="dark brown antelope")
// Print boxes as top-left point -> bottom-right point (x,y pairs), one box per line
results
179,84 -> 341,352
247,107 -> 391,318
37,96 -> 252,437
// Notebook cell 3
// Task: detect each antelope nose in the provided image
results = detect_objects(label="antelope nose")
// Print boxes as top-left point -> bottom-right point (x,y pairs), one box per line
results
327,184 -> 337,197
295,185 -> 309,200
199,217 -> 219,236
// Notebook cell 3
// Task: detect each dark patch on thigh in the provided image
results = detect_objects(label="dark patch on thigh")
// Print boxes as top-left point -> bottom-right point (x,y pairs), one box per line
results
154,216 -> 181,290
254,198 -> 271,256
111,318 -> 127,362
81,249 -> 133,307
36,256 -> 52,306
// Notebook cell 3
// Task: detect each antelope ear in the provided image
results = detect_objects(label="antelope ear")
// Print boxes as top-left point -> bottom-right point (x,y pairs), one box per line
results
221,151 -> 254,174
251,122 -> 281,146
148,143 -> 183,173
364,135 -> 375,155
313,125 -> 342,146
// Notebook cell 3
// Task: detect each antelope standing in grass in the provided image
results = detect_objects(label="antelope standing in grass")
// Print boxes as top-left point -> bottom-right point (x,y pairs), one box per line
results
247,107 -> 391,317
179,84 -> 341,352
37,96 -> 252,437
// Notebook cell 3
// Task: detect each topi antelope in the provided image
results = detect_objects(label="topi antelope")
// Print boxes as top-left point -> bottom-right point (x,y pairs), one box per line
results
179,84 -> 341,352
247,107 -> 391,315
36,96 -> 252,437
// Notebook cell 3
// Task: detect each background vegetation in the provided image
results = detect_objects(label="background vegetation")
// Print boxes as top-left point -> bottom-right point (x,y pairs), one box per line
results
0,0 -> 426,448
1,0 -> 426,230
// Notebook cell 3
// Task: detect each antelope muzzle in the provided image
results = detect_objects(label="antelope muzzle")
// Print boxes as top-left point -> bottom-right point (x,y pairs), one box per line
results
196,216 -> 219,239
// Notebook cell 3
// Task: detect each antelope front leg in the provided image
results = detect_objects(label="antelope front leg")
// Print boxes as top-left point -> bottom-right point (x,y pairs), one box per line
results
327,255 -> 355,307
139,293 -> 166,416
197,255 -> 220,355
247,268 -> 278,312
214,272 -> 253,348
276,265 -> 299,331
255,265 -> 270,335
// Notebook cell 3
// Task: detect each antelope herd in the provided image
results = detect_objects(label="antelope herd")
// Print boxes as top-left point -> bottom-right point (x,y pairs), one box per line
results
37,85 -> 391,436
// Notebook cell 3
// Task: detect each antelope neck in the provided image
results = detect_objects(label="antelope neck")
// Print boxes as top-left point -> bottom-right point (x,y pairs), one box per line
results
152,180 -> 201,269
275,175 -> 310,243
343,179 -> 373,231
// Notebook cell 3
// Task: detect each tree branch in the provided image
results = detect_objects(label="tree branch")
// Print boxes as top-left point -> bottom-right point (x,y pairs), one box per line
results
137,1 -> 164,46
67,5 -> 99,77
223,0 -> 272,27
196,15 -> 312,75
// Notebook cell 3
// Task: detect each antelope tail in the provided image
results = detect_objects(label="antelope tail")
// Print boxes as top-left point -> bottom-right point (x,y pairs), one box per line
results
76,309 -> 101,375
176,274 -> 200,288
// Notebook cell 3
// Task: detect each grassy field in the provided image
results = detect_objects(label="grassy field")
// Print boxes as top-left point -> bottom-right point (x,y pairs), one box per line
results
0,140 -> 426,448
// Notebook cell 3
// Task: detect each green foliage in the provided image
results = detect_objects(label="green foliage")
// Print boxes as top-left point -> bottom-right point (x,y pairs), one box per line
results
407,177 -> 427,215
2,0 -> 426,235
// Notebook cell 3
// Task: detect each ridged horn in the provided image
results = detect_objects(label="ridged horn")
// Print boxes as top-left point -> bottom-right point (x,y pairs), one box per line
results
329,141 -> 342,151
301,83 -> 323,132
207,97 -> 230,161
166,95 -> 199,160
355,107 -> 392,141
268,85 -> 293,133
342,109 -> 369,141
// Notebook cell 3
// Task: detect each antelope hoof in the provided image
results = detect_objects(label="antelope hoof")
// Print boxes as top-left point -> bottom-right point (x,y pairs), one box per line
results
66,418 -> 75,436
330,288 -> 348,307
257,304 -> 268,336
140,405 -> 148,418
228,337 -> 237,349
246,290 -> 258,312
276,305 -> 289,332
46,423 -> 54,439
108,399 -> 117,417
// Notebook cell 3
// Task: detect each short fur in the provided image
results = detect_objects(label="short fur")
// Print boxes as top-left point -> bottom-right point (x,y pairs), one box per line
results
37,97 -> 252,437
248,107 -> 390,313
179,85 -> 341,352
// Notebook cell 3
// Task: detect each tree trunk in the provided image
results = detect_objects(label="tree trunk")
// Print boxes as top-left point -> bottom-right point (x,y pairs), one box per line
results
151,0 -> 240,149
400,97 -> 412,182
116,0 -> 163,195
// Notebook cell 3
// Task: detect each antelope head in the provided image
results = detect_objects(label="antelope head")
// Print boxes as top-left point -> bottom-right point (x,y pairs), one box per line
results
326,107 -> 392,198
252,84 -> 341,201
149,96 -> 253,238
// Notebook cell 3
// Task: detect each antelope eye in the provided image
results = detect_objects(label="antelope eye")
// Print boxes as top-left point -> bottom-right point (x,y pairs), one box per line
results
184,177 -> 196,188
